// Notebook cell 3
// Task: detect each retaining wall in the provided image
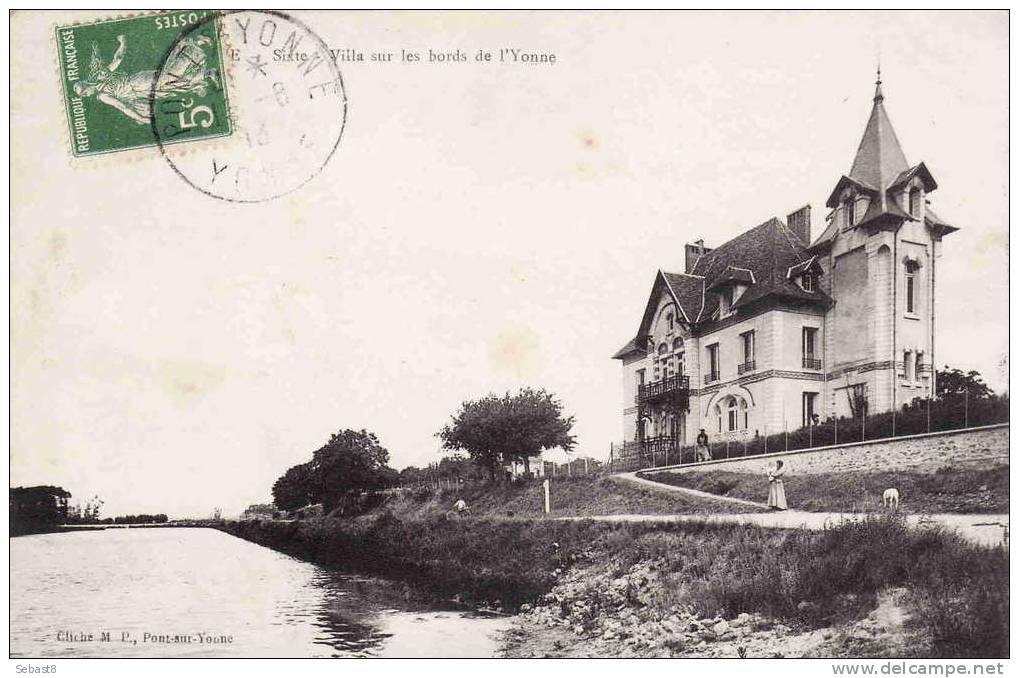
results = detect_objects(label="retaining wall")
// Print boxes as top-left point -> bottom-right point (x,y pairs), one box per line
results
642,423 -> 1008,476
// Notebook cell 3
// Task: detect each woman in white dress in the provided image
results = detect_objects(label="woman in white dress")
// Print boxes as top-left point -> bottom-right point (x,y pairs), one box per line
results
767,460 -> 787,510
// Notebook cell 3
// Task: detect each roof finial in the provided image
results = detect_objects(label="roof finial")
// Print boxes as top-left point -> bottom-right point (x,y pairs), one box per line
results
874,65 -> 884,102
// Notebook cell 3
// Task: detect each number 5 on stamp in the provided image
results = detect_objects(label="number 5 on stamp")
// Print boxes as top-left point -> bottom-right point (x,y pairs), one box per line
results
55,11 -> 232,157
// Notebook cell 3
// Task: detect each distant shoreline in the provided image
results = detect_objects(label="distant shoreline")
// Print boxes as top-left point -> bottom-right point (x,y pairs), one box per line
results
10,521 -> 222,538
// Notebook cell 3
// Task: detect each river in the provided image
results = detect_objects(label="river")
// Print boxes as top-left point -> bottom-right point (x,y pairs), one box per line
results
10,527 -> 512,658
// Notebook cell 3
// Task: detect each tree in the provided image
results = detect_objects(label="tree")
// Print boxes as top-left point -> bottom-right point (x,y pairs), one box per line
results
437,388 -> 576,479
305,429 -> 394,511
10,485 -> 71,534
272,461 -> 313,511
937,366 -> 994,400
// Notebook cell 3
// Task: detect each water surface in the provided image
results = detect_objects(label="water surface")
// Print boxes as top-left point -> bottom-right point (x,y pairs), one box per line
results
10,527 -> 510,657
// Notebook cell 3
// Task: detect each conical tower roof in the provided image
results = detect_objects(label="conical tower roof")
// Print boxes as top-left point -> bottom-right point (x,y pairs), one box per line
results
847,71 -> 909,192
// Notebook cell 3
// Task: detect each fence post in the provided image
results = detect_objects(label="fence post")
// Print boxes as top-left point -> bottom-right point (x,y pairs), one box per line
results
926,397 -> 931,433
964,389 -> 969,428
809,421 -> 813,449
726,441 -> 730,459
584,457 -> 589,474
542,479 -> 550,514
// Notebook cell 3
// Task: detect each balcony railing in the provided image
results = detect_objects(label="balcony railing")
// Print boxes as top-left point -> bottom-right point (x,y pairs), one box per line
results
704,371 -> 720,384
636,374 -> 690,404
737,360 -> 756,375
802,357 -> 822,370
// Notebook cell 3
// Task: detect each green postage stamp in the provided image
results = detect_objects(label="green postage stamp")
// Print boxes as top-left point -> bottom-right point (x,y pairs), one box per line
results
55,11 -> 232,157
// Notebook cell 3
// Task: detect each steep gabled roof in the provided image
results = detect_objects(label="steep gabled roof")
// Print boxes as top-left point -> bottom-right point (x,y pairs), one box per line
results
691,218 -> 831,318
661,271 -> 705,324
787,255 -> 823,279
705,266 -> 756,292
890,162 -> 937,193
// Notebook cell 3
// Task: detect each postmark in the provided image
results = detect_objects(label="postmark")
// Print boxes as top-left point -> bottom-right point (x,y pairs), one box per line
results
55,11 -> 232,157
154,10 -> 347,203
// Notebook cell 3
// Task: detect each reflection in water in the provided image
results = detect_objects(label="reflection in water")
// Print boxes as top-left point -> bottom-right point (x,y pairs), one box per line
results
10,528 -> 510,658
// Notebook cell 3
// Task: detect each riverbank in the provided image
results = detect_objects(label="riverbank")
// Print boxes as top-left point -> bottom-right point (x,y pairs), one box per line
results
220,510 -> 1007,658
344,475 -> 767,519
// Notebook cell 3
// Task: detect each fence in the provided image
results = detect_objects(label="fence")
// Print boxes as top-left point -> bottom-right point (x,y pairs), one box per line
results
608,394 -> 1009,473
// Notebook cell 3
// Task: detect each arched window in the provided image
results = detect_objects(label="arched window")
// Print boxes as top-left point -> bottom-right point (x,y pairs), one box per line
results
666,312 -> 674,331
714,404 -> 723,434
739,398 -> 748,430
726,396 -> 739,432
909,187 -> 921,217
673,338 -> 685,376
657,343 -> 669,379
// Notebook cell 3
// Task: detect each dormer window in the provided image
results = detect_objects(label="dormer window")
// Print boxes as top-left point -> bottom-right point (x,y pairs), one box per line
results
909,187 -> 922,218
844,197 -> 856,228
666,312 -> 674,332
801,272 -> 817,292
719,286 -> 736,318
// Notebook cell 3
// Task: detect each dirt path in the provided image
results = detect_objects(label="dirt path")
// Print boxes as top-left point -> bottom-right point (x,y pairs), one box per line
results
596,473 -> 1009,548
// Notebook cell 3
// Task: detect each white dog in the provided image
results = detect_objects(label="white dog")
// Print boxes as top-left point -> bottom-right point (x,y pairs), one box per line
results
882,488 -> 900,509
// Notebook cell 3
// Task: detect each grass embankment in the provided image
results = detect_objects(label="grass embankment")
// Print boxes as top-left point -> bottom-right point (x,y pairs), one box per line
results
640,467 -> 1009,514
221,509 -> 1007,658
357,475 -> 763,519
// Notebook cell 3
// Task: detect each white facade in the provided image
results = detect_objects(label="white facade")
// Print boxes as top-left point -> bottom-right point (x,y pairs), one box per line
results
614,76 -> 955,452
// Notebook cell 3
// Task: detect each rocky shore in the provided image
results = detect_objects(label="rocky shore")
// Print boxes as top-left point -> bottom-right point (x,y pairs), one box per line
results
500,559 -> 913,658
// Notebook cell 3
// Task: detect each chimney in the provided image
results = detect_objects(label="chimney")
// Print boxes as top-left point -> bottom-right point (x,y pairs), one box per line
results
684,239 -> 711,273
786,205 -> 812,244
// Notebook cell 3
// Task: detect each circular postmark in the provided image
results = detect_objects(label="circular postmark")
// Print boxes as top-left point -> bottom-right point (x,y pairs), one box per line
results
150,10 -> 347,203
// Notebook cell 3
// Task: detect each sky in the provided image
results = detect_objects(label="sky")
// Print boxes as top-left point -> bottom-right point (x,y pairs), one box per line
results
11,11 -> 1008,518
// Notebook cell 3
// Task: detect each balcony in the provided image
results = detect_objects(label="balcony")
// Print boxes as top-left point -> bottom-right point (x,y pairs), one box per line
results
636,374 -> 690,404
737,360 -> 756,375
703,372 -> 720,385
640,435 -> 682,462
802,357 -> 822,370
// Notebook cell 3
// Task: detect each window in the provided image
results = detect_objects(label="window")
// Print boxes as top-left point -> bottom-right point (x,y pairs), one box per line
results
801,272 -> 816,292
742,399 -> 749,430
706,343 -> 720,382
802,392 -> 818,427
844,197 -> 856,227
738,330 -> 755,374
719,287 -> 736,317
916,352 -> 925,378
672,337 -> 683,351
666,313 -> 674,332
636,368 -> 645,389
740,331 -> 755,363
903,350 -> 914,382
727,397 -> 739,432
714,403 -> 723,433
909,188 -> 921,217
905,260 -> 920,315
802,327 -> 820,369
